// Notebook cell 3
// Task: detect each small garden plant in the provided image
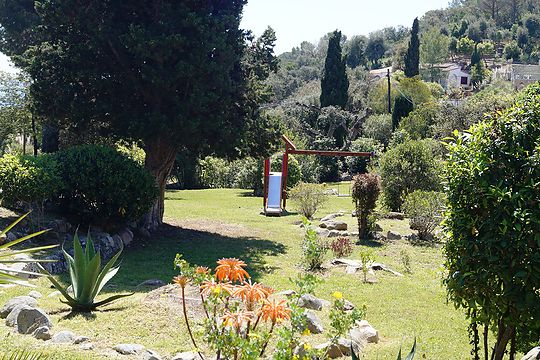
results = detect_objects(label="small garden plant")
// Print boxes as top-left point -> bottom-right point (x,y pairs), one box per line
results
351,173 -> 381,240
301,218 -> 328,271
289,182 -> 327,219
402,190 -> 445,240
40,232 -> 132,312
329,237 -> 353,258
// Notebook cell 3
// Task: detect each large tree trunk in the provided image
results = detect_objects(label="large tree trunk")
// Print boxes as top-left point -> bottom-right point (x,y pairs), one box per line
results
142,135 -> 177,230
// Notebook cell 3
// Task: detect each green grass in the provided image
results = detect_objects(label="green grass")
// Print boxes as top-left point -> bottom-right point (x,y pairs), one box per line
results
0,188 -> 471,359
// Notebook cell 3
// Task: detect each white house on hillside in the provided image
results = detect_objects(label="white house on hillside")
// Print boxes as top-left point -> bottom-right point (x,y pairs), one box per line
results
434,63 -> 471,90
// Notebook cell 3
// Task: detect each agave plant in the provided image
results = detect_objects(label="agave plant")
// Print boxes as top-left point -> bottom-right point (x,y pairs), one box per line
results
40,232 -> 133,312
351,337 -> 416,359
0,212 -> 57,285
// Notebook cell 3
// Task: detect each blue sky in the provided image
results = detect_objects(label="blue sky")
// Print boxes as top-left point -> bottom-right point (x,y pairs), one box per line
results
0,0 -> 450,72
241,0 -> 451,54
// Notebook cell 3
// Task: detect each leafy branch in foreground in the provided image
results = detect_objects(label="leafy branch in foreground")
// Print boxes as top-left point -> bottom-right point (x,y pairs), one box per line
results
40,232 -> 132,312
0,212 -> 57,286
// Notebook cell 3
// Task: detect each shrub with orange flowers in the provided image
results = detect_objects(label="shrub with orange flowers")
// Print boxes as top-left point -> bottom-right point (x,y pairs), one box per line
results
173,254 -> 366,360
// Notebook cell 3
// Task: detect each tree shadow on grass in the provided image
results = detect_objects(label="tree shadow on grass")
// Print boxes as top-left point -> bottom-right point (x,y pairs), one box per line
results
105,223 -> 286,293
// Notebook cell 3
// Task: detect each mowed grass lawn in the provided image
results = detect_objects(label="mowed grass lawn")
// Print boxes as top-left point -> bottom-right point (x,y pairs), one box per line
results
0,188 -> 471,359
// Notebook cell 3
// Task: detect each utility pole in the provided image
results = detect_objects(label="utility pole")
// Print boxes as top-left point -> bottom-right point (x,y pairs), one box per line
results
387,68 -> 392,114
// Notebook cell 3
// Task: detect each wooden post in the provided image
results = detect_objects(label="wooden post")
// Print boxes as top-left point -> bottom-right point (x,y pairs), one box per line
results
281,150 -> 289,210
263,158 -> 270,209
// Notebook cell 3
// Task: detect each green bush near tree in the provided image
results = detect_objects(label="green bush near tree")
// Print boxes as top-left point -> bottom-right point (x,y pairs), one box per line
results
0,153 -> 63,209
379,139 -> 441,211
56,145 -> 158,225
346,138 -> 383,175
362,114 -> 393,147
402,190 -> 445,240
289,182 -> 327,219
444,84 -> 540,359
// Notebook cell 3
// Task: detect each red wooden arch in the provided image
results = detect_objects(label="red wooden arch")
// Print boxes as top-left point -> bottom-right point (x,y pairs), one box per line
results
264,135 -> 373,212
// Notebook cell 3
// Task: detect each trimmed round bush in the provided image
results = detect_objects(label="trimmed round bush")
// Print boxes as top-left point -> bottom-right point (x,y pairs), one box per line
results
351,173 -> 381,240
0,153 -> 62,208
379,139 -> 441,211
402,190 -> 445,240
56,145 -> 157,224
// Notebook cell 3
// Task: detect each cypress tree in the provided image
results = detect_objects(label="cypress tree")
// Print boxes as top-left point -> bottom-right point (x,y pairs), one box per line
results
392,95 -> 413,131
404,18 -> 420,77
320,30 -> 349,109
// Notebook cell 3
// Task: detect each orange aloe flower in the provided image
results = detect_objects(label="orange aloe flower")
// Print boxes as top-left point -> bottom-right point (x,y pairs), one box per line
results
232,281 -> 274,304
220,310 -> 255,330
258,299 -> 291,324
215,258 -> 250,283
173,275 -> 190,288
200,278 -> 233,297
195,266 -> 210,275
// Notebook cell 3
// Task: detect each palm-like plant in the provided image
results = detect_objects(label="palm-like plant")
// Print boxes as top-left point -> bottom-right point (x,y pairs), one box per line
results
40,232 -> 132,312
0,349 -> 48,359
0,212 -> 57,285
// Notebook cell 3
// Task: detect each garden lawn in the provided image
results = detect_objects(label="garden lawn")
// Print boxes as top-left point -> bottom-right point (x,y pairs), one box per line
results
0,187 -> 470,359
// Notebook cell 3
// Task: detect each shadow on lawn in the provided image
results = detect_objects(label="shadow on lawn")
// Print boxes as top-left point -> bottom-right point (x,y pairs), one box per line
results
106,223 -> 286,293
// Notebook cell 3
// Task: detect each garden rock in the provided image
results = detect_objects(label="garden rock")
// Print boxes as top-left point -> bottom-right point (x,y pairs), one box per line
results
16,307 -> 52,334
74,335 -> 90,344
324,221 -> 348,231
298,294 -> 324,311
28,291 -> 42,299
33,326 -> 52,340
119,228 -> 134,246
1,296 -> 37,318
52,330 -> 76,344
315,228 -> 330,237
5,304 -> 31,327
143,349 -> 163,360
386,230 -> 402,240
384,212 -> 405,220
304,310 -> 324,334
328,230 -> 341,237
172,352 -> 198,360
321,213 -> 343,222
343,300 -> 355,311
80,343 -> 94,350
315,338 -> 360,358
350,320 -> 379,344
277,289 -> 296,297
114,343 -> 145,355
521,347 -> 540,360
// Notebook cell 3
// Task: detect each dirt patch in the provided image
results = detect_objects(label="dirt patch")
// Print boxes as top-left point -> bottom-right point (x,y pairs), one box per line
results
143,284 -> 206,319
163,218 -> 260,238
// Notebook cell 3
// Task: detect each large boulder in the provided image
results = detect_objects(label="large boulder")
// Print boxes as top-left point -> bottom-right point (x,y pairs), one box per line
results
521,347 -> 540,360
114,344 -> 145,355
304,310 -> 324,334
16,307 -> 52,334
315,338 -> 361,359
324,221 -> 348,231
297,294 -> 324,311
0,296 -> 37,318
350,320 -> 379,344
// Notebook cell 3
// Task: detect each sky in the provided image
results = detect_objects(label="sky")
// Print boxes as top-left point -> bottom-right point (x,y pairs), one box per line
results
241,0 -> 451,54
0,0 -> 450,72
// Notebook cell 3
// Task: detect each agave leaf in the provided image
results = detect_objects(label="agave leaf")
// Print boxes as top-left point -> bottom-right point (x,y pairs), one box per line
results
0,229 -> 50,250
72,233 -> 87,298
91,242 -> 123,300
0,244 -> 59,258
37,264 -> 77,304
405,338 -> 416,360
85,230 -> 96,261
0,212 -> 29,238
79,253 -> 101,304
91,292 -> 134,309
396,348 -> 402,360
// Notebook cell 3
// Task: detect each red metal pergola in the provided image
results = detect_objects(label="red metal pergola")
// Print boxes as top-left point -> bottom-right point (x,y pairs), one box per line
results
263,135 -> 373,213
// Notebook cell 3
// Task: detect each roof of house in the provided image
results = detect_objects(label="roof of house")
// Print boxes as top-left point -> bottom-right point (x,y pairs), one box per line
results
369,66 -> 392,77
511,64 -> 540,81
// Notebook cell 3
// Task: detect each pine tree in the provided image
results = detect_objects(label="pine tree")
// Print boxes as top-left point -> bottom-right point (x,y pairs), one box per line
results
404,18 -> 420,77
320,30 -> 349,109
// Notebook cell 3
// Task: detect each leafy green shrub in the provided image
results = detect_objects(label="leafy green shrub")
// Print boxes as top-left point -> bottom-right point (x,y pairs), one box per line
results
115,140 -> 145,165
399,102 -> 440,140
379,140 -> 441,211
443,84 -> 540,358
271,154 -> 302,189
301,218 -> 328,271
41,232 -> 132,312
56,145 -> 157,224
289,182 -> 327,219
0,154 -> 63,209
328,291 -> 365,343
199,156 -> 235,188
402,190 -> 445,240
312,136 -> 340,182
345,138 -> 382,174
362,114 -> 393,147
352,173 -> 381,240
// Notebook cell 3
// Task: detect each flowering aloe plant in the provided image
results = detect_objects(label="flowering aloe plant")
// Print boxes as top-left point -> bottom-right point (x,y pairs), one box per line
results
0,212 -> 57,286
40,232 -> 132,312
